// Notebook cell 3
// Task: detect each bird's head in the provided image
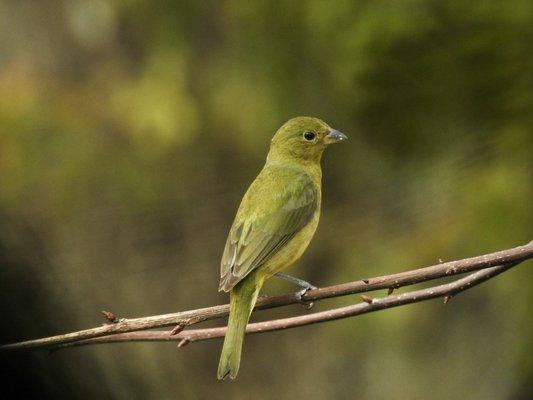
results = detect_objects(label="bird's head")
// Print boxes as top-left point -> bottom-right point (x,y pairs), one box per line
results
267,116 -> 347,164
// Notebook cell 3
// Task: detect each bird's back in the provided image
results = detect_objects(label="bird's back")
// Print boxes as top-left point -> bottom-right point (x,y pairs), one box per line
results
219,162 -> 321,291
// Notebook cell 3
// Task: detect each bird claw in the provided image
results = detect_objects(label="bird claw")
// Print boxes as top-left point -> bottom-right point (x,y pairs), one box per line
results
274,273 -> 317,309
296,285 -> 316,310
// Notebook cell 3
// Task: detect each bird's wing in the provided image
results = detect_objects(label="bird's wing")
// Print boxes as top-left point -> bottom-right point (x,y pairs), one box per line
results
219,169 -> 318,292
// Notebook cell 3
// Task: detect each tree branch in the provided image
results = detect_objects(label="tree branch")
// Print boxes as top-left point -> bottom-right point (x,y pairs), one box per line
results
48,263 -> 516,350
1,242 -> 531,351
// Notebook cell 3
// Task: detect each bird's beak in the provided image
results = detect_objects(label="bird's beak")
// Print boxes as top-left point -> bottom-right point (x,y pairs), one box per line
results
324,129 -> 348,144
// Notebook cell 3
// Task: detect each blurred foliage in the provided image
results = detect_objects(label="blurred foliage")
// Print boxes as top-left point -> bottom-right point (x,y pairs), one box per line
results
0,0 -> 532,399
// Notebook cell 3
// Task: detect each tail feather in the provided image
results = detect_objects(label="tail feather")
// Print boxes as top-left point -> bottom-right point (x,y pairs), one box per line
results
217,275 -> 262,380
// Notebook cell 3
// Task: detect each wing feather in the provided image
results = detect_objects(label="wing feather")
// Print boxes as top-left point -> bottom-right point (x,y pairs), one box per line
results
219,168 -> 317,291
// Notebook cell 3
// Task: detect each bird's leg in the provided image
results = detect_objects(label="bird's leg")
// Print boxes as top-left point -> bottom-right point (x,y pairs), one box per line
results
275,273 -> 317,291
275,273 -> 317,309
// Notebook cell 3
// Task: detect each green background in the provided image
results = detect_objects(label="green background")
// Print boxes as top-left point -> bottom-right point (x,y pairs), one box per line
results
1,1 -> 532,399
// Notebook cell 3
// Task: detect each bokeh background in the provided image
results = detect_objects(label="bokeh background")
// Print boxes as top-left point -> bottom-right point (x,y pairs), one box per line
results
1,1 -> 532,399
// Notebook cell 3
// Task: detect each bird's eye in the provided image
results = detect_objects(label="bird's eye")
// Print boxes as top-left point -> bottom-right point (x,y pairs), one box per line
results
303,131 -> 316,141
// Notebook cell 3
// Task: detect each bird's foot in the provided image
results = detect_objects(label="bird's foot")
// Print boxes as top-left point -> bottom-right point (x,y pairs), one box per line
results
275,273 -> 317,309
296,285 -> 316,310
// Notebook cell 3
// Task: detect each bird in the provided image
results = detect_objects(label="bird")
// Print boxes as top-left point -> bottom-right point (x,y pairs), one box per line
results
217,116 -> 347,380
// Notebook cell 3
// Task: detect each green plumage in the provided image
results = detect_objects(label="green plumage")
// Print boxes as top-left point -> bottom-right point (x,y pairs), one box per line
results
219,168 -> 318,291
217,116 -> 346,380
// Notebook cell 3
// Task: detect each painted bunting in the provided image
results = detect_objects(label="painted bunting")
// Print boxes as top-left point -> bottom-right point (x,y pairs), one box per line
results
217,116 -> 347,380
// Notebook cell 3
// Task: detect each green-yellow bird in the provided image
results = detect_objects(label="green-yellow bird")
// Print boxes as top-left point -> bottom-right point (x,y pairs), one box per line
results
217,116 -> 347,380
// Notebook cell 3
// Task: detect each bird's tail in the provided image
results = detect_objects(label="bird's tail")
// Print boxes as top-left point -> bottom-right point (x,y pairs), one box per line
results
217,272 -> 262,380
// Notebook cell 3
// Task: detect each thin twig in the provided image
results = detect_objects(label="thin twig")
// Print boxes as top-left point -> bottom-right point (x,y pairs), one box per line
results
48,263 -> 516,349
1,242 -> 531,351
